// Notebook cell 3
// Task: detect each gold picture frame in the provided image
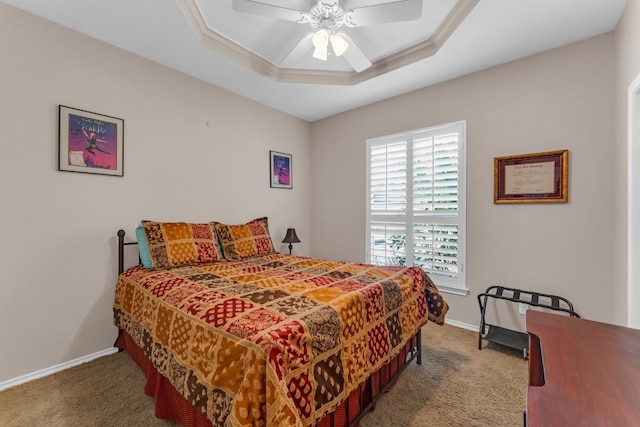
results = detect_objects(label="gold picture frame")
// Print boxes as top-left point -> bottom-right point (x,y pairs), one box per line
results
494,150 -> 568,204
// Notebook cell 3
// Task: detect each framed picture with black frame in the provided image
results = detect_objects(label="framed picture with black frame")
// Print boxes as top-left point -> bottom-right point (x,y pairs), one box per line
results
58,105 -> 124,176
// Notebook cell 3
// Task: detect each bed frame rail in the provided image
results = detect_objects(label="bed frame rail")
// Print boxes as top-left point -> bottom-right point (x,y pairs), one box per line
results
342,330 -> 422,427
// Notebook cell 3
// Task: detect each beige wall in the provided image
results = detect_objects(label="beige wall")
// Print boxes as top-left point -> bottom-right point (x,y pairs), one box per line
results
311,34 -> 616,330
613,0 -> 640,326
0,4 -> 311,384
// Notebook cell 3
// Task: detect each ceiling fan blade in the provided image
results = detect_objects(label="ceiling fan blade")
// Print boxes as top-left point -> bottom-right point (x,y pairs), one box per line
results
345,0 -> 422,27
339,33 -> 372,72
279,33 -> 314,66
232,0 -> 306,23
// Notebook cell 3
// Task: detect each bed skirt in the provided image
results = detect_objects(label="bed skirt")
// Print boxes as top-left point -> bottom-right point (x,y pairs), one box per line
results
115,329 -> 420,427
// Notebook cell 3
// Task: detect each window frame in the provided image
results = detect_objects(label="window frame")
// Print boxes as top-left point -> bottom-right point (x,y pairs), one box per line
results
365,120 -> 468,295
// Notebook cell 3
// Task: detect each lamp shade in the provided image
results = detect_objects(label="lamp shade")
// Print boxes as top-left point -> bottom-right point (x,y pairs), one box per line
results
330,33 -> 349,57
282,228 -> 301,244
312,28 -> 329,61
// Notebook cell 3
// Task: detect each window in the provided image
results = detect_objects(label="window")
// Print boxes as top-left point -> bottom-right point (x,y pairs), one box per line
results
366,121 -> 467,294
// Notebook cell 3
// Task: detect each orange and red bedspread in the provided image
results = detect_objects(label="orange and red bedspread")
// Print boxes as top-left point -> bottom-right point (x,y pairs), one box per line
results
113,253 -> 447,426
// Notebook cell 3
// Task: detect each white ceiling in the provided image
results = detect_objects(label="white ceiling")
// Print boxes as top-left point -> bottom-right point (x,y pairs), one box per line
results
2,0 -> 627,122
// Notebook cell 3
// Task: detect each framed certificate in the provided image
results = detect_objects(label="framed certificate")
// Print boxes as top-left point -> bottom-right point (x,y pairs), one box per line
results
494,150 -> 568,204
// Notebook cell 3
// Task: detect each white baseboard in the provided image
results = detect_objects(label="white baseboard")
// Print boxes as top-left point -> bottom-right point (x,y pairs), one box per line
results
0,347 -> 119,392
444,318 -> 479,332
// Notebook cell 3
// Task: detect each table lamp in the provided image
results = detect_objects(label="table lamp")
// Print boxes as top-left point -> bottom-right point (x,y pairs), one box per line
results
282,228 -> 301,254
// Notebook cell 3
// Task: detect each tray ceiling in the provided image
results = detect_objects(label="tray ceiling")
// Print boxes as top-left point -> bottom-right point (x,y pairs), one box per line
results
1,0 -> 627,121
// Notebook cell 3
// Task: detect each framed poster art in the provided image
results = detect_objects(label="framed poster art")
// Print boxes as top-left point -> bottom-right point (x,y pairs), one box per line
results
494,149 -> 568,204
270,150 -> 292,189
58,105 -> 124,176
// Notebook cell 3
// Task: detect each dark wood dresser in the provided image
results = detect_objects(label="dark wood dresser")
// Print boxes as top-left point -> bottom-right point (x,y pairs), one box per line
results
526,310 -> 640,426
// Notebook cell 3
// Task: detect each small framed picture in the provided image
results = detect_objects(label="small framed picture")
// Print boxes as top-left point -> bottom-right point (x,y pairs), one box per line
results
58,105 -> 124,176
270,151 -> 292,189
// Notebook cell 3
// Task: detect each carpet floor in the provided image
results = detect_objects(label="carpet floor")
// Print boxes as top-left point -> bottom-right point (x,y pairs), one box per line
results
0,324 -> 527,426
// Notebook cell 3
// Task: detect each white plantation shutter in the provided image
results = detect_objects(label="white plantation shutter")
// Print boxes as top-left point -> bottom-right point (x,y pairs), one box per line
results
366,121 -> 467,294
369,221 -> 405,266
369,140 -> 407,213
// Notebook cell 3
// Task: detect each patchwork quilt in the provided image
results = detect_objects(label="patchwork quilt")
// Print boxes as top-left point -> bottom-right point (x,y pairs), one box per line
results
113,253 -> 448,426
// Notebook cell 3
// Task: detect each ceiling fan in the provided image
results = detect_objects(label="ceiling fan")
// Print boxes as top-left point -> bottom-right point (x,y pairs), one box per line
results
231,0 -> 423,72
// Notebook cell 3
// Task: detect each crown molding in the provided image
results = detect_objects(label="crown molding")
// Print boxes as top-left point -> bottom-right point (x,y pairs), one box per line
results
176,0 -> 478,86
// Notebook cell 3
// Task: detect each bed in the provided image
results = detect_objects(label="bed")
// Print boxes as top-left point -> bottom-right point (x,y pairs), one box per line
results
113,218 -> 448,426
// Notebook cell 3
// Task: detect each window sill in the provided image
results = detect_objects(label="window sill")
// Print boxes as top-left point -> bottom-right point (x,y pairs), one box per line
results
435,284 -> 469,296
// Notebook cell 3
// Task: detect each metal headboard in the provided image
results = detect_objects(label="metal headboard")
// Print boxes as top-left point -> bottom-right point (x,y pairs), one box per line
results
117,229 -> 139,275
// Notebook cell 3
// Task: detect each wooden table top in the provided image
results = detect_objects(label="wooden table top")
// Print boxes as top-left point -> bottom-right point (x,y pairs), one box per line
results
526,310 -> 640,426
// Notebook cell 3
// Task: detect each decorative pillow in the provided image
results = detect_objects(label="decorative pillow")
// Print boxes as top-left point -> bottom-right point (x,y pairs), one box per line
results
141,220 -> 223,269
135,225 -> 153,269
213,217 -> 275,261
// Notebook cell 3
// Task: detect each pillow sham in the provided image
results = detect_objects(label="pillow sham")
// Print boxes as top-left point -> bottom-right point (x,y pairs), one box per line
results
141,220 -> 223,269
135,225 -> 153,269
213,217 -> 275,261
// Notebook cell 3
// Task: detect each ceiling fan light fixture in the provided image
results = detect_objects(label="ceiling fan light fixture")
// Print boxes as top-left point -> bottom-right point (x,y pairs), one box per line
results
312,28 -> 329,61
312,44 -> 328,61
330,33 -> 348,57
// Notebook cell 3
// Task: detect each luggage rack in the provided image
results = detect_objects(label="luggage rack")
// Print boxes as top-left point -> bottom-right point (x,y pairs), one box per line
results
477,285 -> 579,358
